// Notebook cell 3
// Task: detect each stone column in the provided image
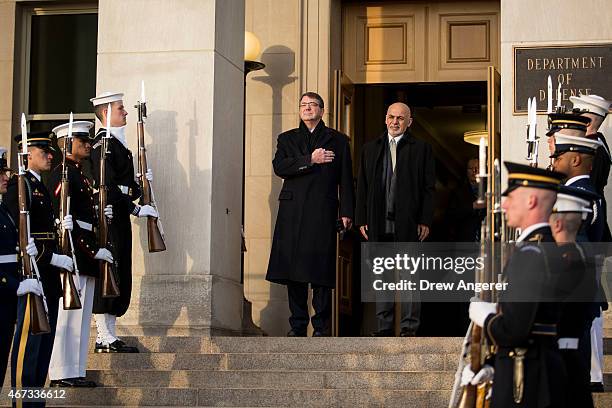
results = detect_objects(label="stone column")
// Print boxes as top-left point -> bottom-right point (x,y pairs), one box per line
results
0,1 -> 16,150
96,0 -> 245,335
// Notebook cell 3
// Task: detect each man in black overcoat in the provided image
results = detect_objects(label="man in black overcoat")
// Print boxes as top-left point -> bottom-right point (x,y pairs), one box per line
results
266,92 -> 354,337
355,102 -> 435,336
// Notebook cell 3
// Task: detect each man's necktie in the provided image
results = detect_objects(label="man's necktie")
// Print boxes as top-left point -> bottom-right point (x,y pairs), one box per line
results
390,138 -> 397,172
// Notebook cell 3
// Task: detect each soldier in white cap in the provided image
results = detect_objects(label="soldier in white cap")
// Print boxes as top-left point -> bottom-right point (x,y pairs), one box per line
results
550,185 -> 600,407
570,94 -> 612,393
89,92 -> 157,353
47,121 -> 114,387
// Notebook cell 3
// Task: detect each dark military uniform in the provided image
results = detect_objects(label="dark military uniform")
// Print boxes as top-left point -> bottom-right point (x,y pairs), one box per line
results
47,158 -> 100,276
0,201 -> 19,387
484,226 -> 567,408
90,129 -> 140,317
5,169 -> 61,401
556,243 -> 596,408
566,176 -> 604,243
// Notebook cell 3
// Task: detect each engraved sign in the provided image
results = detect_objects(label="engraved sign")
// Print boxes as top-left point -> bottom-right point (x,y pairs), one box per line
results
514,44 -> 612,114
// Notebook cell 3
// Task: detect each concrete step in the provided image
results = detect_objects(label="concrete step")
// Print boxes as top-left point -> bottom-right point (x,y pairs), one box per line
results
37,388 -> 449,407
87,369 -> 455,390
88,336 -> 464,354
87,352 -> 456,372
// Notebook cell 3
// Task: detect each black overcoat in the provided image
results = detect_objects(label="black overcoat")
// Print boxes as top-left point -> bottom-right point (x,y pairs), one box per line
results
355,131 -> 435,242
266,121 -> 354,288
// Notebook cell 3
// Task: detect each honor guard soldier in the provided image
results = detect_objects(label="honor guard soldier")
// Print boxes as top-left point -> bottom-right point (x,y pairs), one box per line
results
5,132 -> 74,403
570,94 -> 612,392
0,147 -> 40,387
466,162 -> 567,408
549,185 -> 600,407
90,92 -> 156,352
548,116 -> 604,242
46,121 -> 113,387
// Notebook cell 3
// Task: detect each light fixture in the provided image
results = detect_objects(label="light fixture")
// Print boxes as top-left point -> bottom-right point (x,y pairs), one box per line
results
463,130 -> 488,146
244,31 -> 262,62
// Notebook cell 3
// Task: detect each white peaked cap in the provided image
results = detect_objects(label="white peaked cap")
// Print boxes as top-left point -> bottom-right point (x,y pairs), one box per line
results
90,91 -> 124,107
52,121 -> 94,138
553,133 -> 602,153
553,193 -> 592,214
570,94 -> 612,117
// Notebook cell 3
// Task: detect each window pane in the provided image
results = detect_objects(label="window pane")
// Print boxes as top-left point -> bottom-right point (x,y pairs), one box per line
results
29,13 -> 98,115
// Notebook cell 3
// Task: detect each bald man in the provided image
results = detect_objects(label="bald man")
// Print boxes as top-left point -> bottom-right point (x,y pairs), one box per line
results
356,102 -> 435,337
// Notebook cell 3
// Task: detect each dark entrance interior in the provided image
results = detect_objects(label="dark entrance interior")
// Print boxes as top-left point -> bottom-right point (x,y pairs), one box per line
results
339,81 -> 488,336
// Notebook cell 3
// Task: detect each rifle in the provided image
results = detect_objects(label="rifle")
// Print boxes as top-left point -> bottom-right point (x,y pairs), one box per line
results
99,103 -> 120,298
18,114 -> 50,335
451,146 -> 500,408
58,113 -> 82,310
135,81 -> 166,253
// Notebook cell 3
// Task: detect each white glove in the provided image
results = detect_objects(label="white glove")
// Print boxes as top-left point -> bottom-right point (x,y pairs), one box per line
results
16,278 -> 43,297
138,204 -> 158,218
137,169 -> 153,182
94,248 -> 114,264
469,298 -> 497,327
62,214 -> 73,231
461,364 -> 494,386
50,253 -> 74,272
25,237 -> 38,257
104,205 -> 113,220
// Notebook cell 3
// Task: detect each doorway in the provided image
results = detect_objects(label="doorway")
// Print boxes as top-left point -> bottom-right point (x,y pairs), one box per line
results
337,81 -> 488,336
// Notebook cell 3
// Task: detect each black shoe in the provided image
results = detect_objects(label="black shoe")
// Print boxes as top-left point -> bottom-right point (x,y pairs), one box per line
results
95,340 -> 139,353
399,328 -> 417,337
370,329 -> 393,337
287,329 -> 307,337
49,377 -> 97,388
312,330 -> 326,337
590,382 -> 604,393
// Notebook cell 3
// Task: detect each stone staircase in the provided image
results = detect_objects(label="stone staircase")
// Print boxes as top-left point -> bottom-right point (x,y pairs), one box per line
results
2,334 -> 611,407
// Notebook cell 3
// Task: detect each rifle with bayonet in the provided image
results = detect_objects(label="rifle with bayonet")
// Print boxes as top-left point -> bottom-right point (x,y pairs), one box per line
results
18,113 -> 50,335
58,112 -> 82,310
99,103 -> 120,298
135,81 -> 166,253
450,144 -> 502,408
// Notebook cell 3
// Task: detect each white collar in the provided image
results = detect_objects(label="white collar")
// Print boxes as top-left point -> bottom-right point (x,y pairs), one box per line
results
388,133 -> 404,144
517,222 -> 550,242
28,169 -> 41,182
565,175 -> 590,186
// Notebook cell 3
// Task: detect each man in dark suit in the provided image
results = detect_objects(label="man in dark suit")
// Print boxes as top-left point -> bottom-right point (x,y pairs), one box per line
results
266,92 -> 354,337
356,102 -> 435,336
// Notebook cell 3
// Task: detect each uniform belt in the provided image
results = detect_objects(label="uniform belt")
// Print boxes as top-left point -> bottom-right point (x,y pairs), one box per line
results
31,232 -> 56,240
530,323 -> 557,336
0,254 -> 18,263
558,338 -> 579,349
76,220 -> 93,231
118,185 -> 130,195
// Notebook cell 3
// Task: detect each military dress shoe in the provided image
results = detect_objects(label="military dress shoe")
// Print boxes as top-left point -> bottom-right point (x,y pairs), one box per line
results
50,377 -> 97,387
287,329 -> 307,337
399,328 -> 417,337
94,339 -> 139,353
370,329 -> 394,337
590,382 -> 604,393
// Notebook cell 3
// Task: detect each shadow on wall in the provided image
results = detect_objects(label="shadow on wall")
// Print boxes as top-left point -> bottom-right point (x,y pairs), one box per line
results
137,103 -> 210,336
250,45 -> 297,336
